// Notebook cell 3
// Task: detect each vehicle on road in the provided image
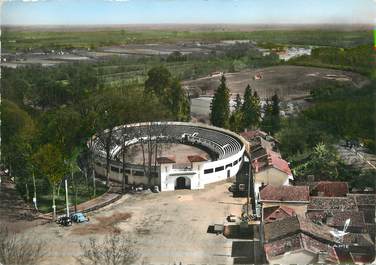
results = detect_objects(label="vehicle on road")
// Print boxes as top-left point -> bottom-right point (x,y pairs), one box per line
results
56,215 -> 72,226
70,212 -> 89,223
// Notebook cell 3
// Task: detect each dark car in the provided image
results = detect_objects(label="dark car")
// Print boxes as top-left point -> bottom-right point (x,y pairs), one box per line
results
56,215 -> 72,226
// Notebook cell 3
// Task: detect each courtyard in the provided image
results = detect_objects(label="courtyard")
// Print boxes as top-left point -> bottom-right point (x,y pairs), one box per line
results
22,179 -> 247,265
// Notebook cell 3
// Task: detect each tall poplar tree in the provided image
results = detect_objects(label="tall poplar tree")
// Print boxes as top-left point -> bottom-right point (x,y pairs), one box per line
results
241,84 -> 261,129
210,75 -> 230,128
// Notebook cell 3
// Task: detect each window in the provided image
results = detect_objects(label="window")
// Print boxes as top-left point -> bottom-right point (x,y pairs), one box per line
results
134,171 -> 144,176
204,169 -> 213,174
226,163 -> 232,169
215,166 -> 224,172
239,157 -> 242,162
233,160 -> 238,166
111,166 -> 119,173
125,169 -> 131,174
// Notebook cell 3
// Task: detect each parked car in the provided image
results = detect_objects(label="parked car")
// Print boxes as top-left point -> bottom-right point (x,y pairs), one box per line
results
70,212 -> 89,223
56,215 -> 72,226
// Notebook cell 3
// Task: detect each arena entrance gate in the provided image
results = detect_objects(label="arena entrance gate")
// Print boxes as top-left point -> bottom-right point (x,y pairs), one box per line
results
175,177 -> 191,189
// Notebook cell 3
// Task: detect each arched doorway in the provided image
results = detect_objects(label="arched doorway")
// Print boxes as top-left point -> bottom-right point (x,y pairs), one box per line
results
175,177 -> 191,189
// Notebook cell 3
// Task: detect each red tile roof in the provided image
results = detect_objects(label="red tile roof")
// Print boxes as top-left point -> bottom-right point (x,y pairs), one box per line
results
252,151 -> 292,176
312,181 -> 349,197
260,185 -> 310,202
264,215 -> 335,243
187,155 -> 207,163
263,206 -> 296,223
264,233 -> 340,263
326,211 -> 366,228
240,130 -> 268,140
156,157 -> 176,164
308,197 -> 357,211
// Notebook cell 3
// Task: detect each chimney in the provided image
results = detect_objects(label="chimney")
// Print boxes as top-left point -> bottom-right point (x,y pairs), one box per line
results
307,175 -> 315,182
259,182 -> 266,191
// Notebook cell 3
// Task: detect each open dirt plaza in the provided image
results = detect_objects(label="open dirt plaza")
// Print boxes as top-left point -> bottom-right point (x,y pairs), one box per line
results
183,65 -> 369,100
20,180 -> 247,265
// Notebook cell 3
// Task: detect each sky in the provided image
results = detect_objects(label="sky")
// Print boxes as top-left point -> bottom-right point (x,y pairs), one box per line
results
1,0 -> 375,26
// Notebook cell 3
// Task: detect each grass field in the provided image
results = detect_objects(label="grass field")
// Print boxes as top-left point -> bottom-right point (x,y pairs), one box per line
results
3,29 -> 373,51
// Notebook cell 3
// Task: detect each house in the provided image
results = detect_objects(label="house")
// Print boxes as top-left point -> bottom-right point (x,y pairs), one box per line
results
306,210 -> 366,233
263,215 -> 375,264
310,181 -> 349,197
308,197 -> 357,212
252,152 -> 293,198
263,205 -> 296,223
260,185 -> 310,217
347,193 -> 376,242
264,233 -> 340,264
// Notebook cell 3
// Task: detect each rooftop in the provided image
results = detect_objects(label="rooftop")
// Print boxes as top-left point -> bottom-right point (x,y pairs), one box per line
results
252,151 -> 292,176
312,181 -> 349,197
187,155 -> 207,163
263,205 -> 296,223
264,233 -> 340,264
260,185 -> 310,202
347,193 -> 376,205
307,210 -> 366,229
156,157 -> 176,164
308,196 -> 357,211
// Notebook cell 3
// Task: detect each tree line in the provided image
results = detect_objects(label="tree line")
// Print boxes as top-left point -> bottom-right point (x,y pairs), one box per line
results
1,63 -> 190,218
210,74 -> 280,134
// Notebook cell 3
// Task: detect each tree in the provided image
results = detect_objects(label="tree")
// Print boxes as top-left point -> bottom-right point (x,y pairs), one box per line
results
0,226 -> 46,265
32,144 -> 66,220
77,234 -> 139,265
293,143 -> 341,181
234,93 -> 242,112
144,65 -> 172,98
169,78 -> 190,121
270,92 -> 281,132
241,85 -> 260,130
210,75 -> 230,128
229,110 -> 243,133
260,93 -> 280,135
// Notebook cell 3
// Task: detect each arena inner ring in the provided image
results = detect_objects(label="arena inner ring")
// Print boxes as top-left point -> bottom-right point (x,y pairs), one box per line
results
91,122 -> 247,191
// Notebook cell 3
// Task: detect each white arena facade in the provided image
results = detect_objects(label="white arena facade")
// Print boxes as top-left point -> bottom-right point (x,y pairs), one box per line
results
91,122 -> 247,192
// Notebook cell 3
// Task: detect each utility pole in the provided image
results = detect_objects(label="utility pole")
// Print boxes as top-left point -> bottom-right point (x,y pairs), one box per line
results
65,178 -> 70,217
32,168 -> 38,210
72,163 -> 77,212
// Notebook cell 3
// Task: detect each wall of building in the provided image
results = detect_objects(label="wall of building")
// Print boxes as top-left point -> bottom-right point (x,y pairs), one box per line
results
91,122 -> 246,191
268,250 -> 316,265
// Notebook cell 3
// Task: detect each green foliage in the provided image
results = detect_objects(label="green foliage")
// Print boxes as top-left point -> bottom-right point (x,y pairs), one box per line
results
210,75 -> 230,128
293,143 -> 341,180
32,144 -> 66,187
241,85 -> 261,130
144,66 -> 190,121
289,45 -> 375,77
261,93 -> 280,135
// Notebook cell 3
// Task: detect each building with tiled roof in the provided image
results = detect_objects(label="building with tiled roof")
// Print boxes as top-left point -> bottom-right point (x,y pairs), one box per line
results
252,152 -> 293,200
308,197 -> 357,212
264,233 -> 340,264
263,205 -> 296,223
263,216 -> 375,264
311,181 -> 349,197
260,185 -> 310,216
307,210 -> 366,233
